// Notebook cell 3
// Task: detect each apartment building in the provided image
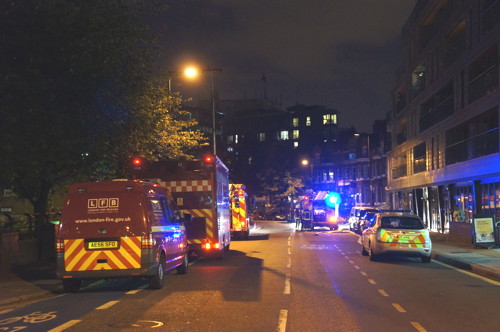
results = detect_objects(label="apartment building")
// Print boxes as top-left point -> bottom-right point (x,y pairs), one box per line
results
387,0 -> 499,235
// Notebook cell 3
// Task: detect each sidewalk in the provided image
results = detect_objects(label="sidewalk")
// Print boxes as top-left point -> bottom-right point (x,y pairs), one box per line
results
1,233 -> 500,308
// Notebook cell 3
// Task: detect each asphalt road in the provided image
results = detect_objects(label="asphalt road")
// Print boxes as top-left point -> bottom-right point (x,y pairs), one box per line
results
0,221 -> 499,331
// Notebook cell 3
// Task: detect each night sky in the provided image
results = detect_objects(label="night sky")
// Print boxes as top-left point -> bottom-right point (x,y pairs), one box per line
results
152,1 -> 416,132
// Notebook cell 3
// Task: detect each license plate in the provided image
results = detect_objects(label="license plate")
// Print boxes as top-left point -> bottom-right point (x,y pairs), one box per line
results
397,243 -> 409,247
399,235 -> 414,241
88,241 -> 118,249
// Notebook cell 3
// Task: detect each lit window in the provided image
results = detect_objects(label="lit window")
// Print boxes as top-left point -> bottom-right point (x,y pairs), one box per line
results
279,130 -> 289,140
235,134 -> 239,144
259,132 -> 265,142
293,118 -> 299,127
293,130 -> 299,139
306,117 -> 311,126
294,142 -> 299,148
323,114 -> 337,124
227,135 -> 234,144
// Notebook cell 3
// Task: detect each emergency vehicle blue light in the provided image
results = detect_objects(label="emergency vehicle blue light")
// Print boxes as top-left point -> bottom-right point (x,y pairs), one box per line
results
325,192 -> 341,208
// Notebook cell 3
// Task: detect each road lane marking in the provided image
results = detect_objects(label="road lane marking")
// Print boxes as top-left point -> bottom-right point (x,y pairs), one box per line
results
287,256 -> 291,268
434,260 -> 500,286
96,300 -> 119,310
48,320 -> 81,332
410,321 -> 427,332
360,271 -> 367,276
348,260 -> 354,264
126,289 -> 142,295
278,310 -> 288,332
284,274 -> 291,294
354,265 -> 360,269
377,289 -> 389,297
368,279 -> 376,285
392,303 -> 406,313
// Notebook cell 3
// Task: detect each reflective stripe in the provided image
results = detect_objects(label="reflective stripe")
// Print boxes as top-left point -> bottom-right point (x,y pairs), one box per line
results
64,236 -> 141,271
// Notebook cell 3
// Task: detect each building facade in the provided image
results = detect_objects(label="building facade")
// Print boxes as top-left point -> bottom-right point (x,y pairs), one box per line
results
387,0 -> 499,234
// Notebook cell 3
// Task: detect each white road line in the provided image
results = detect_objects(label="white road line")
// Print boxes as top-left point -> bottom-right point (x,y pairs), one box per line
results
353,265 -> 360,269
410,321 -> 428,332
368,279 -> 376,285
288,247 -> 291,255
377,289 -> 389,297
287,256 -> 291,269
284,274 -> 291,294
96,300 -> 119,310
433,260 -> 500,286
392,303 -> 406,313
48,320 -> 81,332
277,310 -> 288,332
360,271 -> 367,276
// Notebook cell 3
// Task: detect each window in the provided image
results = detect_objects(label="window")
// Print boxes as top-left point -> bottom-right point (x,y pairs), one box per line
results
292,130 -> 299,139
306,117 -> 311,126
413,142 -> 426,174
411,64 -> 426,99
293,141 -> 299,148
293,118 -> 299,127
279,130 -> 289,140
259,132 -> 265,142
419,81 -> 454,132
468,46 -> 498,103
227,135 -> 234,144
391,155 -> 407,179
443,20 -> 466,69
445,107 -> 499,165
323,114 -> 337,124
234,134 -> 239,144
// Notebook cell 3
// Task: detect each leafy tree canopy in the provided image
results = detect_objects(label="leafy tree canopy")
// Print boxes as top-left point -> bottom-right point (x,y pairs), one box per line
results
0,0 -> 206,216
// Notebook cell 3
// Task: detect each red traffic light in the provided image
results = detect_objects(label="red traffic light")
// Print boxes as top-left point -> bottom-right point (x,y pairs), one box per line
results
131,157 -> 143,170
204,155 -> 214,163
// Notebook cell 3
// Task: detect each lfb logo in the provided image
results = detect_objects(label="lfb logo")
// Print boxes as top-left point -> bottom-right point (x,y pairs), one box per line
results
88,198 -> 119,209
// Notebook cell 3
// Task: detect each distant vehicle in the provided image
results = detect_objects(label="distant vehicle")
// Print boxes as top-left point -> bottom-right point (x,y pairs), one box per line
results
56,180 -> 188,292
356,211 -> 378,234
348,206 -> 379,232
361,212 -> 432,263
229,184 -> 251,239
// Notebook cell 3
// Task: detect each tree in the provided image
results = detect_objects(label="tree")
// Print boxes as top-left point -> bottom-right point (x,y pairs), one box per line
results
0,0 -> 205,228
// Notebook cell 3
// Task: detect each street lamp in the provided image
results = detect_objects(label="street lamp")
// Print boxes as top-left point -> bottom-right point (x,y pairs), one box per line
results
173,65 -> 223,155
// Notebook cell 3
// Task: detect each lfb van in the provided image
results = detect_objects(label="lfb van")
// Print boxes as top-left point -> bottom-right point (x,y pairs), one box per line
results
56,180 -> 188,292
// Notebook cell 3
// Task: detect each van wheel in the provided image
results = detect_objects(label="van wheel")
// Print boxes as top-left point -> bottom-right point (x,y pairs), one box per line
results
63,279 -> 82,293
149,258 -> 165,289
177,253 -> 189,275
421,256 -> 431,263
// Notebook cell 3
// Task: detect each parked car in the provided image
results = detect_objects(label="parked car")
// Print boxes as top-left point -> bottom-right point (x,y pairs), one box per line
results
356,211 -> 378,234
348,207 -> 379,233
361,212 -> 432,263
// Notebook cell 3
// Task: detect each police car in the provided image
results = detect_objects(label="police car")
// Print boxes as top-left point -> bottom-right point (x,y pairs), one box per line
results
361,212 -> 432,263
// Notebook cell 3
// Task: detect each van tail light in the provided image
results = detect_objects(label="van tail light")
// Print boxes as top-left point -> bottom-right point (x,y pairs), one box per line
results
56,238 -> 64,253
203,242 -> 221,251
240,221 -> 246,228
141,234 -> 154,249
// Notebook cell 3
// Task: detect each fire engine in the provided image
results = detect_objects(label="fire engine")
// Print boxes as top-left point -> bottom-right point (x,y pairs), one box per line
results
297,191 -> 341,231
229,184 -> 250,239
140,155 -> 231,258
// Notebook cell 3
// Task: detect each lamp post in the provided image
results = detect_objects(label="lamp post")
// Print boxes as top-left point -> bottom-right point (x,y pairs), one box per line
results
179,66 -> 223,155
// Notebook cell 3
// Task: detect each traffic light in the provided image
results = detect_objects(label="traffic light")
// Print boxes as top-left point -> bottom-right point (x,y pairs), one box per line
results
204,155 -> 214,164
132,157 -> 143,171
